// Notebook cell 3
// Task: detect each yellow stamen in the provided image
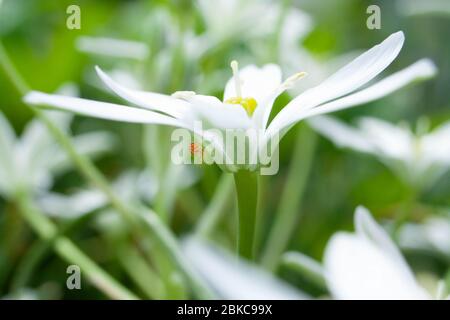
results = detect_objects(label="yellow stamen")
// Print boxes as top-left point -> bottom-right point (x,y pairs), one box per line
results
226,60 -> 258,115
280,72 -> 308,90
225,96 -> 258,116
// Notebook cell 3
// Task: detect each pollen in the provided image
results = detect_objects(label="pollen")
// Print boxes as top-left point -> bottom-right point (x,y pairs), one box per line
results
225,96 -> 258,116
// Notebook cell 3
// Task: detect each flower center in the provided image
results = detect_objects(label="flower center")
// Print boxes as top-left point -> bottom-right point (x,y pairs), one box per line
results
225,96 -> 258,116
225,60 -> 258,116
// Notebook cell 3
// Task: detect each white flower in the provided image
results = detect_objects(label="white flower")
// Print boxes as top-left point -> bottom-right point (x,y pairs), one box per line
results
397,0 -> 450,17
38,165 -> 199,219
37,169 -> 156,219
0,110 -> 115,198
399,216 -> 450,258
24,32 -> 436,172
196,0 -> 278,42
308,115 -> 449,189
76,36 -> 150,60
182,237 -> 307,300
324,206 -> 438,300
277,9 -> 365,95
277,8 -> 323,90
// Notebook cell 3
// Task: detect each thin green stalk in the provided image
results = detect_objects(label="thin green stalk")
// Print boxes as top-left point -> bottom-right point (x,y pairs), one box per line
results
281,251 -> 326,290
155,163 -> 182,223
177,188 -> 205,222
254,174 -> 268,257
233,170 -> 258,260
139,207 -> 214,298
11,214 -> 93,293
15,191 -> 138,300
270,0 -> 292,61
117,244 -> 166,299
196,173 -> 234,238
10,238 -> 50,293
261,124 -> 317,270
145,239 -> 188,299
0,43 -> 28,95
0,41 -> 213,299
393,186 -> 419,239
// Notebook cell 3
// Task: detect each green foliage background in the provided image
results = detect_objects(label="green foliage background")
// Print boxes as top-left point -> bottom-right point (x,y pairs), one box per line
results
0,0 -> 449,299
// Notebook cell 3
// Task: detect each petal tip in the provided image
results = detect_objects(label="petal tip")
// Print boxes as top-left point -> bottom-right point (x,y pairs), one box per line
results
23,90 -> 42,104
419,58 -> 438,77
354,205 -> 372,230
94,65 -> 105,78
386,31 -> 405,49
392,30 -> 405,41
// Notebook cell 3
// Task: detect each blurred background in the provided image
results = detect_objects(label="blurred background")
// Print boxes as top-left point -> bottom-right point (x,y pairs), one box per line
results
0,0 -> 449,299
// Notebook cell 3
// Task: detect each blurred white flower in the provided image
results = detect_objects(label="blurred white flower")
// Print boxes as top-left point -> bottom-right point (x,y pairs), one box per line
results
38,164 -> 200,219
76,36 -> 150,60
182,237 -> 307,300
278,9 -> 363,94
0,110 -> 115,198
38,188 -> 106,219
37,169 -> 157,219
2,288 -> 38,300
323,206 -> 446,300
196,0 -> 278,42
309,115 -> 450,189
24,32 -> 436,172
399,215 -> 450,258
277,8 -> 324,89
397,0 -> 450,17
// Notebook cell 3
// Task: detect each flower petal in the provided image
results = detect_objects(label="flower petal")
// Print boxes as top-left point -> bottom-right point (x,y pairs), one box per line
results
49,131 -> 116,174
252,71 -> 307,130
306,59 -> 436,118
357,117 -> 414,161
268,32 -> 405,134
175,93 -> 252,129
267,58 -> 436,138
95,66 -> 190,119
24,91 -> 188,128
76,37 -> 149,60
308,116 -> 375,153
288,31 -> 405,111
183,237 -> 307,300
223,64 -> 282,104
324,232 -> 430,300
14,111 -> 73,190
17,111 -> 72,165
421,120 -> 450,164
354,206 -> 416,280
38,190 -> 107,218
282,251 -> 326,288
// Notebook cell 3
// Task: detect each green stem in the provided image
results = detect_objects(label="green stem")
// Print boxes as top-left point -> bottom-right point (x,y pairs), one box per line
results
10,238 -> 50,293
144,240 -> 188,299
15,191 -> 138,300
233,170 -> 258,260
178,188 -> 205,222
11,215 -> 95,293
281,251 -> 326,290
0,41 -> 212,299
261,124 -> 317,270
139,207 -> 214,298
393,186 -> 419,239
254,174 -> 268,257
270,0 -> 292,61
0,42 -> 28,95
117,243 -> 166,300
